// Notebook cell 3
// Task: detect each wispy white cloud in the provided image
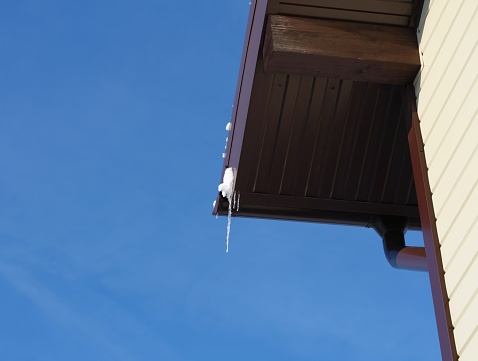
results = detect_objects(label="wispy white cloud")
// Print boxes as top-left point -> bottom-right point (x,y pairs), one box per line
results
0,260 -> 180,361
0,260 -> 133,360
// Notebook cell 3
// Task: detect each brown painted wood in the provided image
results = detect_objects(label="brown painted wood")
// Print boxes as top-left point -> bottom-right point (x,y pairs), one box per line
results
276,4 -> 410,26
342,82 -> 380,201
238,57 -> 273,191
293,77 -> 328,196
216,191 -> 421,229
276,0 -> 414,16
252,73 -> 288,193
238,192 -> 420,218
405,86 -> 458,361
356,84 -> 393,201
263,15 -> 421,84
316,79 -> 354,199
304,79 -> 341,198
275,76 -> 315,196
267,75 -> 302,195
329,81 -> 367,199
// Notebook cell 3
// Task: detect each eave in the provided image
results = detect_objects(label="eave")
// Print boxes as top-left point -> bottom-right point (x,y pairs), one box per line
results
214,0 -> 424,230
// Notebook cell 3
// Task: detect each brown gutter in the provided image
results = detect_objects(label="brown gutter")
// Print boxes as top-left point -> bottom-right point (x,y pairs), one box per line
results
405,85 -> 458,361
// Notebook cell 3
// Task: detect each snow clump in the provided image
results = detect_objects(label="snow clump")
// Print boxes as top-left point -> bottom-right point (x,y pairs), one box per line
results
218,167 -> 235,199
218,167 -> 236,253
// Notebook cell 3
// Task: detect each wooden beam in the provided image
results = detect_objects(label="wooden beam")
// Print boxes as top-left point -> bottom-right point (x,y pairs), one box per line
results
263,15 -> 421,84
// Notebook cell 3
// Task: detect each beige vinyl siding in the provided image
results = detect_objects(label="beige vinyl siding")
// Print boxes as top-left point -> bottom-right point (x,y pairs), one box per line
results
414,0 -> 478,359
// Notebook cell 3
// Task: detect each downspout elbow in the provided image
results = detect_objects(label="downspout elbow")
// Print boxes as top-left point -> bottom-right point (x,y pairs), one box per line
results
375,216 -> 428,272
382,229 -> 428,272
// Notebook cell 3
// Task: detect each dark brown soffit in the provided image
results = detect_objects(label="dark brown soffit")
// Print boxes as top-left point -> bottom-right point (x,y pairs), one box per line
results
214,0 -> 424,230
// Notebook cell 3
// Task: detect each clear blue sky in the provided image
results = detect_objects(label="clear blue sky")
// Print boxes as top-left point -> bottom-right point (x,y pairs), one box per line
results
0,1 -> 440,360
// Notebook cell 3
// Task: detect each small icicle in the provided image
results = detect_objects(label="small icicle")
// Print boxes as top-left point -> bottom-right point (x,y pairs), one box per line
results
226,193 -> 232,253
236,191 -> 241,212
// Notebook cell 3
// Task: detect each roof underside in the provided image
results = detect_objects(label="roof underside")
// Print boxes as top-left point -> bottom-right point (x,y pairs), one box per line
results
268,0 -> 422,28
214,0 -> 423,229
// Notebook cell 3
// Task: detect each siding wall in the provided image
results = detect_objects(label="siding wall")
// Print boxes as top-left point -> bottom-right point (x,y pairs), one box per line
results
414,0 -> 478,359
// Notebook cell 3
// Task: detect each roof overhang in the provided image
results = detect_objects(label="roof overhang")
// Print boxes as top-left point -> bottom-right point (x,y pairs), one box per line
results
214,0 -> 424,229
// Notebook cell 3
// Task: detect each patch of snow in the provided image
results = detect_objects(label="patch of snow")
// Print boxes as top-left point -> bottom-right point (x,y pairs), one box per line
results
218,168 -> 235,199
222,153 -> 226,158
218,167 -> 236,253
226,122 -> 232,131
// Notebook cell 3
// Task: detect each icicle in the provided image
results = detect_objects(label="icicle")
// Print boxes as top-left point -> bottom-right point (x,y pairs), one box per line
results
218,167 -> 236,253
213,200 -> 219,219
226,195 -> 232,253
236,191 -> 241,212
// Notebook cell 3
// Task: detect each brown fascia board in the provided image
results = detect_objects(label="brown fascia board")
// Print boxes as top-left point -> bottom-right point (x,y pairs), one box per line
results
213,0 -> 268,216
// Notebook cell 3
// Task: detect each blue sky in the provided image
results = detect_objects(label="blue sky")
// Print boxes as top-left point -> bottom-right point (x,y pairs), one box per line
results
0,1 -> 440,360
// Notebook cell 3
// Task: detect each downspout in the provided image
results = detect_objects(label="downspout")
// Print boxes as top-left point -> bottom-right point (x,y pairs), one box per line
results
373,216 -> 428,272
